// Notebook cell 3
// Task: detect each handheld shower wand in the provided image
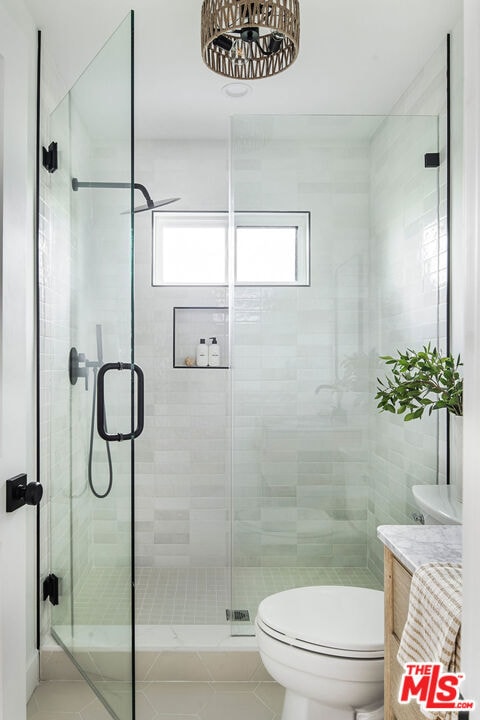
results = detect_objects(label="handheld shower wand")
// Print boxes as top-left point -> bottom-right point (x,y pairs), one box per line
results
69,324 -> 113,498
87,324 -> 113,499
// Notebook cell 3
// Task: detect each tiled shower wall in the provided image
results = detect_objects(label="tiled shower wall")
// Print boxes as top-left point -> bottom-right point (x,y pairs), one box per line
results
135,124 -> 374,570
134,140 -> 230,568
366,114 -> 444,579
133,129 -> 374,570
366,40 -> 453,581
134,99 -> 447,576
230,117 -> 372,569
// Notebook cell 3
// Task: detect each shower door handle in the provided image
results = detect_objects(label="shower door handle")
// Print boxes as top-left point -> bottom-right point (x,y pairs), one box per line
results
97,362 -> 144,441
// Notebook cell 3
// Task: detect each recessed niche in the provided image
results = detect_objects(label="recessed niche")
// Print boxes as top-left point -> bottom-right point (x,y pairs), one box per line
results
173,307 -> 229,368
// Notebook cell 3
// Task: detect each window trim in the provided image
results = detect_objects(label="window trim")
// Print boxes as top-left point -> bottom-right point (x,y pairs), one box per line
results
151,210 -> 311,287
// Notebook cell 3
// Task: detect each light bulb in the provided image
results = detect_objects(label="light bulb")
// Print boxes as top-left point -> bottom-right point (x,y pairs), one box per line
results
231,39 -> 247,67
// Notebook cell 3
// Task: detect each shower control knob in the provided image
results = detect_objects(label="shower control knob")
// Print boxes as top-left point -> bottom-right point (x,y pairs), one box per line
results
6,474 -> 43,512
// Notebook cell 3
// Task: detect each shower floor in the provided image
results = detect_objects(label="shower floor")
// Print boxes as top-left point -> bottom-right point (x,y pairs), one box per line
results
74,566 -> 382,626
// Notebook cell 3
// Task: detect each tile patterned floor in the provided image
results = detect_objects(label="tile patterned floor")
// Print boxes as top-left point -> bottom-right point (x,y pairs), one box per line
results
27,680 -> 285,720
35,566 -> 381,717
75,566 -> 381,626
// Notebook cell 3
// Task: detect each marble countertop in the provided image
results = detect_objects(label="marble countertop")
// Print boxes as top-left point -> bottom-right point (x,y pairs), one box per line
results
377,524 -> 462,574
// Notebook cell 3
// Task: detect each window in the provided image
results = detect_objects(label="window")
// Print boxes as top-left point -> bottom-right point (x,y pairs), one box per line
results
153,213 -> 227,285
152,211 -> 310,286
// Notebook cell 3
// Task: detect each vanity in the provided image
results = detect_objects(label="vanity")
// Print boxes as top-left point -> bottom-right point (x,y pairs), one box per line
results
377,525 -> 462,720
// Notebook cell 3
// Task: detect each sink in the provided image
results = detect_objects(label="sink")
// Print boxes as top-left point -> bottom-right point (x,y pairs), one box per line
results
412,485 -> 462,525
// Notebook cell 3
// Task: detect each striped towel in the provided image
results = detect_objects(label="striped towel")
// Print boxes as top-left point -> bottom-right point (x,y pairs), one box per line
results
397,562 -> 462,720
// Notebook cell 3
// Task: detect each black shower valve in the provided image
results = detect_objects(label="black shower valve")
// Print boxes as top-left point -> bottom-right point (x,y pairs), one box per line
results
6,474 -> 43,513
69,347 -> 90,390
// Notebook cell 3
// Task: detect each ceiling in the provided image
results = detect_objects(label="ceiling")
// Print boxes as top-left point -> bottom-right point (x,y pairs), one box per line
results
24,0 -> 462,140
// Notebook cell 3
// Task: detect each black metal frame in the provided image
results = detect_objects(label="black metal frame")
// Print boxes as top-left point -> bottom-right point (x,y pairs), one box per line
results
35,29 -> 42,652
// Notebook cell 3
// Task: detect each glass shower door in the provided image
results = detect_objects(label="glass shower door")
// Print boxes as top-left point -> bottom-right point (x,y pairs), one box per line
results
45,13 -> 136,720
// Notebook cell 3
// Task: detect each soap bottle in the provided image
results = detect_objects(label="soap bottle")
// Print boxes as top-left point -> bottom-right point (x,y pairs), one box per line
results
196,338 -> 208,367
208,337 -> 221,367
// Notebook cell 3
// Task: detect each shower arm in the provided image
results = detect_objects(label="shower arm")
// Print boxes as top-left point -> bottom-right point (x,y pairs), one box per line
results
71,178 -> 155,209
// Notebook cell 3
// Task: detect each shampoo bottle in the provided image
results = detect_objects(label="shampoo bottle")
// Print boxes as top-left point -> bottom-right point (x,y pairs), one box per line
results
196,338 -> 208,367
208,337 -> 221,367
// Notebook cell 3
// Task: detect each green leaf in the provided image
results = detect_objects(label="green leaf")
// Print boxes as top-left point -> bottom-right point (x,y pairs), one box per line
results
376,345 -> 463,421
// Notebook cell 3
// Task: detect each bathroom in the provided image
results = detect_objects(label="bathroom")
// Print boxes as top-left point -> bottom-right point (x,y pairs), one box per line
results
0,0 -> 479,719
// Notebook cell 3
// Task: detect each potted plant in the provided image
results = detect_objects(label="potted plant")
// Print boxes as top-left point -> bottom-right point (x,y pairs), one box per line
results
375,344 -> 463,420
375,343 -> 463,499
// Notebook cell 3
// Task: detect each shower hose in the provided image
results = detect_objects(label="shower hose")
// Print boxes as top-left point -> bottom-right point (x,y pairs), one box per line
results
88,366 -> 113,498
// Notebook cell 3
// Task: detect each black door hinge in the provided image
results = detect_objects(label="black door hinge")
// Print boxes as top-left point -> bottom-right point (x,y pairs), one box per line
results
42,573 -> 59,606
42,141 -> 58,173
424,152 -> 440,168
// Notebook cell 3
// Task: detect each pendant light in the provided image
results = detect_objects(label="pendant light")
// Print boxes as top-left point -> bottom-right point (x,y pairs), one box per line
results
201,0 -> 300,80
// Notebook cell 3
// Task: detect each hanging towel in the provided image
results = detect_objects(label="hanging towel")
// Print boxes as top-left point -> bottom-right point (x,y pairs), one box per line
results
397,562 -> 462,720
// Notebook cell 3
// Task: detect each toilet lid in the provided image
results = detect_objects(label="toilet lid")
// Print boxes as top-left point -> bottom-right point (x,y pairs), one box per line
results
257,586 -> 384,659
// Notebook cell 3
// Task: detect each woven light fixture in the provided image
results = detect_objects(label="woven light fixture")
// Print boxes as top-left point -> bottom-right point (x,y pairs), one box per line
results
201,0 -> 300,80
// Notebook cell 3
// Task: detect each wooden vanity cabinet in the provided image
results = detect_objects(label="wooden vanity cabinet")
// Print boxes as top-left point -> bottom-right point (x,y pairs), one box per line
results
384,547 -> 425,720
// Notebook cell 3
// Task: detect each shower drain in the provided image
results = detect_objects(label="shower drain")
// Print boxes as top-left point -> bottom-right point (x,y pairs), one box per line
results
226,609 -> 250,622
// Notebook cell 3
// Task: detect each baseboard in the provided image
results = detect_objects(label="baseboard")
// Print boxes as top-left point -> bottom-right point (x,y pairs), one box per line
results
26,649 -> 39,700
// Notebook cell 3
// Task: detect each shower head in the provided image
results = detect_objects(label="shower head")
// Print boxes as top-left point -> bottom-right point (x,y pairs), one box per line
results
71,178 -> 180,214
128,197 -> 180,215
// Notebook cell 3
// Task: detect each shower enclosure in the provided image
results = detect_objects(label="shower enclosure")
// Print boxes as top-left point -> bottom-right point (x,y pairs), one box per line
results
40,12 -> 446,718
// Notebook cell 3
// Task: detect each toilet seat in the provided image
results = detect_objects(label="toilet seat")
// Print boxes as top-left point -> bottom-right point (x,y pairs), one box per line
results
256,586 -> 384,660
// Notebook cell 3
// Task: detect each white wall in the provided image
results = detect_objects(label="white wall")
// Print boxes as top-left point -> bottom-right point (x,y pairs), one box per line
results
0,0 -> 37,714
461,0 -> 480,705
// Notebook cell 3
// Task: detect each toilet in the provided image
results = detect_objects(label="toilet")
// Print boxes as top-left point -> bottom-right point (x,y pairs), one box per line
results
256,586 -> 385,720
